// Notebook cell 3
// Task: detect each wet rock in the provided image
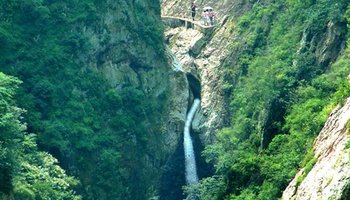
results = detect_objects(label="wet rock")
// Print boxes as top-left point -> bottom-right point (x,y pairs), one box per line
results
189,33 -> 206,56
164,17 -> 233,144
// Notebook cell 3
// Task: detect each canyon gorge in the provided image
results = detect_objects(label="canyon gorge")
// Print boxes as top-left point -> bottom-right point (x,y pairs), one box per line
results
0,0 -> 350,199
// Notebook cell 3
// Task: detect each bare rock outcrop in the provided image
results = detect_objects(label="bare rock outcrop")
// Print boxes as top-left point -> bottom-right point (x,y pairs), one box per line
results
294,21 -> 347,68
283,98 -> 350,200
78,2 -> 190,196
164,16 -> 233,143
161,0 -> 252,145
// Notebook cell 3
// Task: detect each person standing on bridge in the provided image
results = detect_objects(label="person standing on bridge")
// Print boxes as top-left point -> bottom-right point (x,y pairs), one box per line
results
191,2 -> 197,21
208,9 -> 215,25
202,9 -> 209,26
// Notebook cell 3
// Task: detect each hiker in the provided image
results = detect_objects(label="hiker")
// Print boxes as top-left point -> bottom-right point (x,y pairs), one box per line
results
202,6 -> 214,26
202,10 -> 208,26
208,9 -> 214,25
191,2 -> 197,21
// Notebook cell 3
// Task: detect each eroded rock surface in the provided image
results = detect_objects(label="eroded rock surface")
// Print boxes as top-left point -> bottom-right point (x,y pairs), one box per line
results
283,98 -> 350,200
161,0 -> 254,145
165,18 -> 233,143
78,1 -> 190,196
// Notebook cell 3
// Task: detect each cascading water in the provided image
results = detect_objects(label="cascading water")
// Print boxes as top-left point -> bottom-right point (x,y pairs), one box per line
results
184,99 -> 200,185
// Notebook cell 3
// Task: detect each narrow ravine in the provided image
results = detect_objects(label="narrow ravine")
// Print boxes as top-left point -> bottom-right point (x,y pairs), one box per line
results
184,99 -> 200,185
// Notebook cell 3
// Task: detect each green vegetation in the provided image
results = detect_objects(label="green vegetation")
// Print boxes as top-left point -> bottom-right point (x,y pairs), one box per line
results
0,0 -> 166,199
186,0 -> 350,199
2,0 -> 350,199
296,156 -> 317,186
184,176 -> 226,200
346,141 -> 350,149
0,72 -> 80,199
340,180 -> 350,199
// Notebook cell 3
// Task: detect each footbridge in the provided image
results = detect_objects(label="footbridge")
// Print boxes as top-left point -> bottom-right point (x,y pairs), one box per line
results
161,16 -> 215,34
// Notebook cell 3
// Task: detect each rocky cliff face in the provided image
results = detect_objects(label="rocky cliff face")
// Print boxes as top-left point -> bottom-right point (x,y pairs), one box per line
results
162,4 -> 239,143
88,3 -> 189,157
0,0 -> 192,198
161,0 -> 350,199
283,97 -> 350,200
164,26 -> 231,143
82,1 -> 190,197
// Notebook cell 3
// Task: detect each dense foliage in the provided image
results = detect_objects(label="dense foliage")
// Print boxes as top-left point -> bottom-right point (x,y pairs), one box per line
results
187,0 -> 350,199
0,0 -> 166,199
0,72 -> 80,199
2,0 -> 350,199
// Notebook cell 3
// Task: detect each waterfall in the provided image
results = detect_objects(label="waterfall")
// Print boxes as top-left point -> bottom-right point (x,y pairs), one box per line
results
166,46 -> 183,72
184,99 -> 200,185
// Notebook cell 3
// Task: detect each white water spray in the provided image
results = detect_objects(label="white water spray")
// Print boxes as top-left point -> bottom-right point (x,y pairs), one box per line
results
184,99 -> 200,185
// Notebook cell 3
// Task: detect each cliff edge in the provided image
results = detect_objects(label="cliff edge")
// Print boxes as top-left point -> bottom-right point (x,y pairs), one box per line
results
283,98 -> 350,200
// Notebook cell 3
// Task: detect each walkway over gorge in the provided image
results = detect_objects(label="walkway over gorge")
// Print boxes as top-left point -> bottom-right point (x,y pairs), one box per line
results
161,16 -> 215,34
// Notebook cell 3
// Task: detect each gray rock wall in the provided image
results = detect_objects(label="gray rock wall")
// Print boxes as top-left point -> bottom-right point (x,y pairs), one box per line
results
283,98 -> 350,200
163,15 -> 233,144
75,0 -> 190,197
